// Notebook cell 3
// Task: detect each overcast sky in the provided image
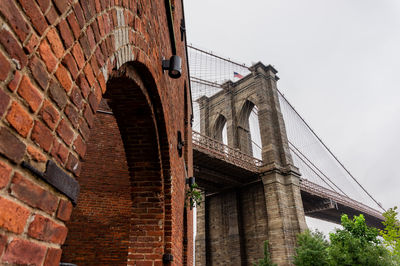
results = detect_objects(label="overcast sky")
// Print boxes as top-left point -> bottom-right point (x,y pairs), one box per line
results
184,0 -> 400,233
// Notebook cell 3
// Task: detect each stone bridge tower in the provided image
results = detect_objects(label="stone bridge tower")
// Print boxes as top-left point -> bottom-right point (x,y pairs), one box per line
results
195,63 -> 307,265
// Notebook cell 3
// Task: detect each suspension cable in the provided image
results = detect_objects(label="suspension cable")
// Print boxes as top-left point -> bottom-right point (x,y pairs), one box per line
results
278,91 -> 385,212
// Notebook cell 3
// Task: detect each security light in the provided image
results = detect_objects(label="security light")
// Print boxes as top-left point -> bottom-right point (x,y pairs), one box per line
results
162,55 -> 182,79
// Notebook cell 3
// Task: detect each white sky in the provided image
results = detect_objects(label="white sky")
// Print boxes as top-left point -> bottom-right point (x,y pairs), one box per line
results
184,0 -> 400,233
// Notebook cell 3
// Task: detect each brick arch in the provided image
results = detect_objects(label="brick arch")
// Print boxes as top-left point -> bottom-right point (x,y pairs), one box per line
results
0,0 -> 191,265
106,61 -> 172,260
61,62 -> 171,265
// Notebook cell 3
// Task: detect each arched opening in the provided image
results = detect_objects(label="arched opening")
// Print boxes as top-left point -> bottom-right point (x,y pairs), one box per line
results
249,105 -> 262,160
61,63 -> 169,265
213,114 -> 228,145
238,100 -> 262,159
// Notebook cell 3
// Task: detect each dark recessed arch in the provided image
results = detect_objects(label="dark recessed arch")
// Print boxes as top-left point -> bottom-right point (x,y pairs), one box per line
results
62,62 -> 171,264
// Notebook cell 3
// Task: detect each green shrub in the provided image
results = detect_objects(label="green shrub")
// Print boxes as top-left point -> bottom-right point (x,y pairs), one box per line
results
293,229 -> 329,266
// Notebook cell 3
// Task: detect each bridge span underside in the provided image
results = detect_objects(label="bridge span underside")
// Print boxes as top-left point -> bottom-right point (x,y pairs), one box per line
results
194,142 -> 384,265
194,144 -> 384,228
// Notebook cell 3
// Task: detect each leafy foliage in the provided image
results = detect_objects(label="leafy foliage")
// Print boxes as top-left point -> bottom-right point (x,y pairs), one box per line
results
254,240 -> 276,266
293,214 -> 394,266
328,214 -> 391,266
380,206 -> 400,263
185,182 -> 202,209
293,229 -> 329,266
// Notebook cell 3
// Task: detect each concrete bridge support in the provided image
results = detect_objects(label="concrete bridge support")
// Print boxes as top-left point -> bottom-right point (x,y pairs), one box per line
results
195,63 -> 307,265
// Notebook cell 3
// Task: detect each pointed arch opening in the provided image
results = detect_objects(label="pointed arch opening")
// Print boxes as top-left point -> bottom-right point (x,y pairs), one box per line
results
213,114 -> 228,145
238,100 -> 262,160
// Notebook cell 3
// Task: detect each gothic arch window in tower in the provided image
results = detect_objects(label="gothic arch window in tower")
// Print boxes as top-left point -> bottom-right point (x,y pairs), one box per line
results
249,105 -> 262,160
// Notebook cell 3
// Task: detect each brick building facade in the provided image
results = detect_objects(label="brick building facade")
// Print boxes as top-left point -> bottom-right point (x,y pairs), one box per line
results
0,0 -> 193,265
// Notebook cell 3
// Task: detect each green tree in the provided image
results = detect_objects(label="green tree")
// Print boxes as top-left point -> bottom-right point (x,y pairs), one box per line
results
328,214 -> 391,266
254,240 -> 276,266
293,229 -> 329,266
380,206 -> 400,263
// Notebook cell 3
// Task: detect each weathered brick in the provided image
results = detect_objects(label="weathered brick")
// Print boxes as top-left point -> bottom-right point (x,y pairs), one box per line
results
17,76 -> 43,112
0,89 -> 10,117
27,145 -> 47,162
104,11 -> 112,34
28,214 -> 68,244
0,29 -> 28,69
90,54 -> 100,77
53,0 -> 69,14
55,65 -> 72,92
39,40 -> 58,72
47,28 -> 65,59
51,139 -> 69,164
18,0 -> 48,35
83,103 -> 94,128
62,53 -> 79,80
44,247 -> 62,266
2,238 -> 46,265
94,0 -> 101,13
45,5 -> 59,25
0,161 -> 12,188
91,21 -> 101,43
37,0 -> 50,13
10,172 -> 58,214
29,56 -> 49,90
8,71 -> 22,92
58,19 -> 74,48
67,12 -> 81,39
79,34 -> 91,59
73,135 -> 86,158
95,45 -> 105,69
24,33 -> 40,54
0,127 -> 26,163
78,117 -> 90,141
39,100 -> 60,130
31,120 -> 53,152
77,74 -> 90,98
98,72 -> 106,93
56,119 -> 74,145
81,0 -> 95,21
0,0 -> 31,41
0,234 -> 7,256
70,86 -> 83,110
73,2 -> 86,28
0,51 -> 10,81
0,196 -> 30,234
93,81 -> 102,104
97,15 -> 105,37
48,79 -> 68,109
88,91 -> 99,112
84,64 -> 96,88
72,42 -> 85,69
6,101 -> 34,137
136,261 -> 153,266
100,0 -> 108,10
64,104 -> 79,128
66,153 -> 80,176
57,199 -> 72,221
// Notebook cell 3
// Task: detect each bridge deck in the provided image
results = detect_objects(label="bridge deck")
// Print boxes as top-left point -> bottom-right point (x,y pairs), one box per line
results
192,131 -> 384,229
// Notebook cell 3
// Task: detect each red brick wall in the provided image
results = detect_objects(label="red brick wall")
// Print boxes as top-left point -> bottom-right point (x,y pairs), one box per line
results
0,0 -> 193,265
61,111 -> 132,264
